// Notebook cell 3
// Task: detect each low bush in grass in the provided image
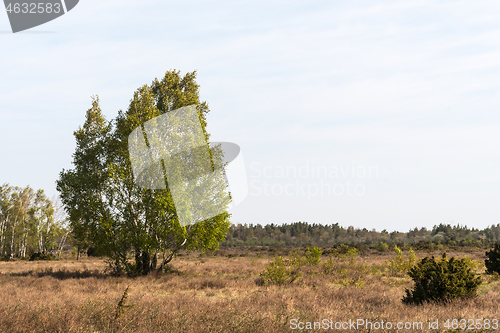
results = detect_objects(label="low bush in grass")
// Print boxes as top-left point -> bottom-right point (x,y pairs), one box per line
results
290,247 -> 322,266
29,252 -> 55,261
375,242 -> 389,252
388,245 -> 415,277
485,243 -> 500,275
402,253 -> 481,305
260,256 -> 301,286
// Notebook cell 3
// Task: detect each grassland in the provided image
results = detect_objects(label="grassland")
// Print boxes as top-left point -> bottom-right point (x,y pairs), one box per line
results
0,248 -> 499,332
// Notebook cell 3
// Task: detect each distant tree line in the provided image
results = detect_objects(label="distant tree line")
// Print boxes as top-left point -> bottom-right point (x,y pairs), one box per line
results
222,221 -> 500,248
0,184 -> 69,260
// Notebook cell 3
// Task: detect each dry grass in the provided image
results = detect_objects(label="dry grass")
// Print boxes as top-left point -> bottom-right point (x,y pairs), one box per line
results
0,250 -> 498,332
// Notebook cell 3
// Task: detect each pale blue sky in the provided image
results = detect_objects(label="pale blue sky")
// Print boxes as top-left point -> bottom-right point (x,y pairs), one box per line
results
1,0 -> 500,231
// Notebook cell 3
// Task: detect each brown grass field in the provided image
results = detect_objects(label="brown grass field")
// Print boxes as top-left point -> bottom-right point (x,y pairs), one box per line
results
0,248 -> 499,332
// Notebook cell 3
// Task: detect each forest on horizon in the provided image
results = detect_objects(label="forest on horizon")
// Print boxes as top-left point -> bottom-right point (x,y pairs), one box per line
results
222,221 -> 500,249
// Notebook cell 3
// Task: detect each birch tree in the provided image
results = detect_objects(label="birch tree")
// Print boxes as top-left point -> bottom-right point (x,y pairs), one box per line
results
57,70 -> 231,275
0,185 -> 66,259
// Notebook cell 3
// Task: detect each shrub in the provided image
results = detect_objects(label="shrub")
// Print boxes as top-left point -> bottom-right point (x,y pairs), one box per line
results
115,286 -> 133,320
340,276 -> 364,288
328,247 -> 360,262
330,244 -> 357,256
303,247 -> 322,265
260,256 -> 301,286
485,243 -> 500,275
290,247 -> 322,267
254,277 -> 266,286
388,246 -> 415,276
29,252 -> 55,261
376,242 -> 389,252
462,256 -> 479,269
402,253 -> 482,305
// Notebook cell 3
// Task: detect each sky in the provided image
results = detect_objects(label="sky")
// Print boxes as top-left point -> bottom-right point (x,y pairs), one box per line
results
1,0 -> 500,232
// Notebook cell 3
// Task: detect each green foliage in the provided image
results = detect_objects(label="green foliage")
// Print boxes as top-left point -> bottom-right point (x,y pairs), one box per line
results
260,256 -> 301,286
290,247 -> 322,267
330,244 -> 359,257
304,246 -> 322,265
339,248 -> 360,264
485,243 -> 500,275
29,252 -> 55,261
388,246 -> 415,276
115,285 -> 133,320
223,222 -> 500,248
57,70 -> 231,275
462,256 -> 478,269
340,276 -> 365,288
0,184 -> 68,259
376,242 -> 389,252
402,253 -> 482,305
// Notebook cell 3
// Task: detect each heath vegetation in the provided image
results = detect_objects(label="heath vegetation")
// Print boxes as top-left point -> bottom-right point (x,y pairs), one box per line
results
1,245 -> 499,333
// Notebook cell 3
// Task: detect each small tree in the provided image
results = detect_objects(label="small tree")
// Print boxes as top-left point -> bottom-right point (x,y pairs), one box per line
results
260,256 -> 301,286
485,243 -> 500,275
388,245 -> 415,276
402,253 -> 481,305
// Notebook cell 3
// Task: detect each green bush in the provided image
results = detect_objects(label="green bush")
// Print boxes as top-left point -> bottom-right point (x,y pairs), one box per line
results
29,252 -> 55,261
402,253 -> 482,305
376,242 -> 389,252
260,256 -> 301,286
388,246 -> 415,276
304,247 -> 322,265
290,247 -> 322,266
330,244 -> 359,256
485,243 -> 500,275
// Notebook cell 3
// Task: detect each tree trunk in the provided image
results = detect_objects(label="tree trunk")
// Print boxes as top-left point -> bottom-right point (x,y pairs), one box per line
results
0,213 -> 7,256
151,251 -> 158,271
135,249 -> 141,273
141,251 -> 150,275
57,231 -> 69,258
158,239 -> 187,272
76,245 -> 80,260
9,221 -> 15,259
20,229 -> 28,258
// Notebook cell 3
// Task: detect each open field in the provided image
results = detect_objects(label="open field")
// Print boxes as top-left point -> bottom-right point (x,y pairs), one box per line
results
0,248 -> 499,332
